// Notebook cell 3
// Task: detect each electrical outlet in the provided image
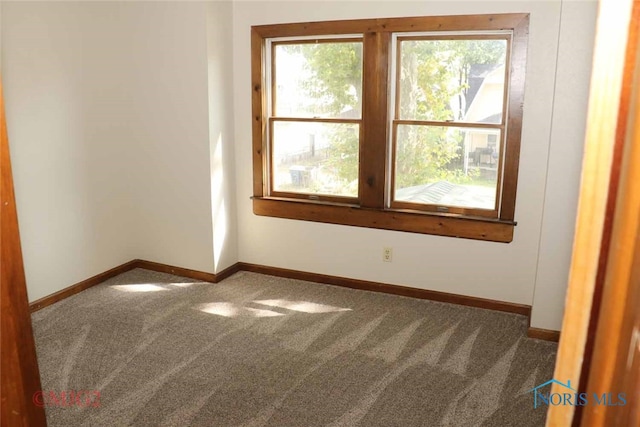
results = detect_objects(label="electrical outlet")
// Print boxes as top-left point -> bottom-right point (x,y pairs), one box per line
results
383,247 -> 392,262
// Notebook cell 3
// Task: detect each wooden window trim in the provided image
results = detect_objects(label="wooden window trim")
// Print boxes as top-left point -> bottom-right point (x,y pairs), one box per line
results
390,34 -> 511,218
252,196 -> 516,242
251,13 -> 529,243
389,123 -> 503,218
267,117 -> 361,204
268,38 -> 364,203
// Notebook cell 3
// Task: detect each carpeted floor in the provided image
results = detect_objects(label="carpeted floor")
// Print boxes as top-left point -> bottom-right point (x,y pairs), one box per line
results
32,269 -> 557,426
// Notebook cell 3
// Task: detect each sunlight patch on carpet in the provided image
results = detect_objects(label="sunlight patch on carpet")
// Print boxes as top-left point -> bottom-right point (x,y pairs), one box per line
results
111,284 -> 169,292
254,299 -> 351,313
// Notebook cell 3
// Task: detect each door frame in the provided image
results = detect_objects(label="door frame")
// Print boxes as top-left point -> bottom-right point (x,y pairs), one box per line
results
547,0 -> 640,425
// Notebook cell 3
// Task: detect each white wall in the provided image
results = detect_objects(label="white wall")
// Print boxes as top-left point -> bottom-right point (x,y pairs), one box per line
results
118,2 -> 218,274
3,2 -> 139,301
531,1 -> 597,330
232,0 -> 597,330
2,2 -> 238,301
207,1 -> 239,272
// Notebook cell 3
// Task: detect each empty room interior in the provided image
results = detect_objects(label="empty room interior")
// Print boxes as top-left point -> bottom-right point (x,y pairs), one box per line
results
2,0 -> 639,426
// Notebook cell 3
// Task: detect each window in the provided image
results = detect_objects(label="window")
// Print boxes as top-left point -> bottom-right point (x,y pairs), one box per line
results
251,14 -> 529,242
270,39 -> 363,200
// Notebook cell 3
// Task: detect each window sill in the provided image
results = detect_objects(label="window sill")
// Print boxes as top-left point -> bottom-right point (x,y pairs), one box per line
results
252,196 -> 515,242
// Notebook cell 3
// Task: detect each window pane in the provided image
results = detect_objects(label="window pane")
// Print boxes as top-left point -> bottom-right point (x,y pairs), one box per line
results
398,39 -> 507,124
272,121 -> 359,197
394,125 -> 500,210
274,41 -> 363,118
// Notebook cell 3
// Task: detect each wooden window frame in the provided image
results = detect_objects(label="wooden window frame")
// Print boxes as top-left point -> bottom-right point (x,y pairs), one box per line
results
251,14 -> 529,243
390,34 -> 510,219
268,37 -> 364,204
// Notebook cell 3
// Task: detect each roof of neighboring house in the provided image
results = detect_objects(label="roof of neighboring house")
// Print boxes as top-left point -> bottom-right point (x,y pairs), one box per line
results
395,181 -> 495,210
464,64 -> 505,124
466,63 -> 501,113
395,181 -> 456,204
479,112 -> 502,123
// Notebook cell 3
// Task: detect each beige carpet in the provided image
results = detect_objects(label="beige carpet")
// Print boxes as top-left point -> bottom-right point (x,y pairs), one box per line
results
32,268 -> 557,426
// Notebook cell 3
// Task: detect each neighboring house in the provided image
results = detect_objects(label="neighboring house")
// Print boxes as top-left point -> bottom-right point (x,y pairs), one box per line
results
462,64 -> 505,175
